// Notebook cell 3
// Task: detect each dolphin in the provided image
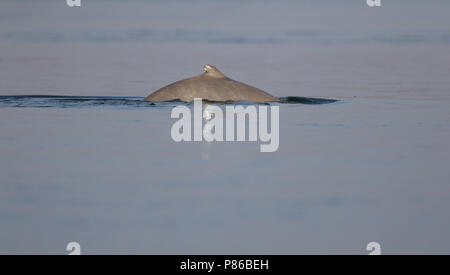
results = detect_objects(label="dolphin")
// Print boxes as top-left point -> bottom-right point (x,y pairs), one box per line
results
144,65 -> 280,103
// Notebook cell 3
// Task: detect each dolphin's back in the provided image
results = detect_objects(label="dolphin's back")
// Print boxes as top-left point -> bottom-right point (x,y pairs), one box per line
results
144,66 -> 280,103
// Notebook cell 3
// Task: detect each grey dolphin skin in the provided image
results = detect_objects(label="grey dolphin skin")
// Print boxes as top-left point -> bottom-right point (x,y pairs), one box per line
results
144,65 -> 280,103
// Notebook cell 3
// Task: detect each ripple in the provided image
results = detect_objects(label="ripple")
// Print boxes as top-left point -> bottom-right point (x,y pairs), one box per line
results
0,95 -> 338,109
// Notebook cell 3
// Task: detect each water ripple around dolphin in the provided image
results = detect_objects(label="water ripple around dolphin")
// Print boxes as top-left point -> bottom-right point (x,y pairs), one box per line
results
0,95 -> 338,109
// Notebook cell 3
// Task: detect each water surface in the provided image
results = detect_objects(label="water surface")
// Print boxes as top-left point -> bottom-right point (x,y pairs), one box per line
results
1,0 -> 450,254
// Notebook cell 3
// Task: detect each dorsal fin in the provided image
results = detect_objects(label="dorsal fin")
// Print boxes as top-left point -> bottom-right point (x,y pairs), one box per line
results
203,64 -> 226,78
